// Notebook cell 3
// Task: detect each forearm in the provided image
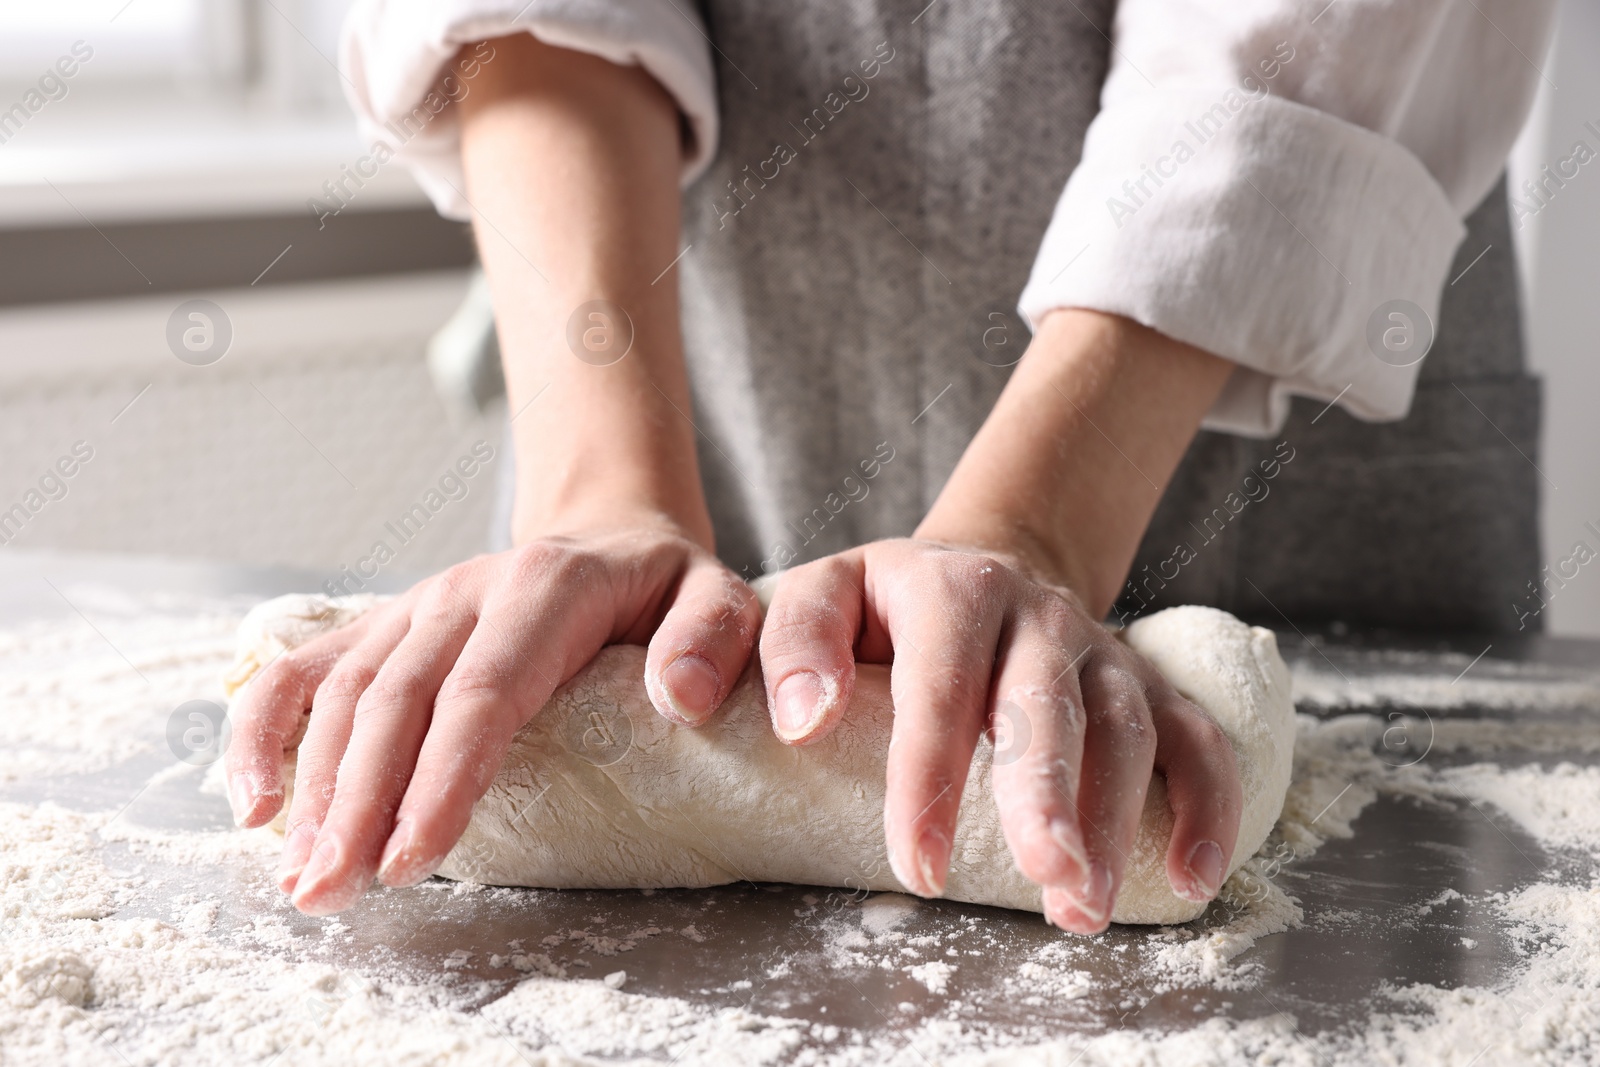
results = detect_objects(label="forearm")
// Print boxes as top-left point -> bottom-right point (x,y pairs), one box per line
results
457,35 -> 711,547
917,309 -> 1233,617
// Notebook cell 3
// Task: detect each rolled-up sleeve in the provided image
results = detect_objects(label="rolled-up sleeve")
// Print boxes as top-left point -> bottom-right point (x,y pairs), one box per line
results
339,0 -> 719,221
1017,1 -> 1557,436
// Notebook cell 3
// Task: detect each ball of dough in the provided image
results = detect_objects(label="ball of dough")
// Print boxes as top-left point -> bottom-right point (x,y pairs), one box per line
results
224,595 -> 1294,924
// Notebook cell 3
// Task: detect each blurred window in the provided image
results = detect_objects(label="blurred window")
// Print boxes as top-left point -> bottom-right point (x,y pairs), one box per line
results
0,1 -> 227,86
0,1 -> 353,109
0,0 -> 390,226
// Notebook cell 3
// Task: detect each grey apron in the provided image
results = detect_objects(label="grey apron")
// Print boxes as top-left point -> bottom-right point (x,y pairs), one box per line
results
636,0 -> 1538,633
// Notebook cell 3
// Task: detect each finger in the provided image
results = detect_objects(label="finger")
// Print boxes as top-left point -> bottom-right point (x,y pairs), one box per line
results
1150,691 -> 1242,903
375,544 -> 616,888
985,600 -> 1095,909
1068,658 -> 1157,933
290,584 -> 482,916
276,606 -> 413,897
758,554 -> 864,744
645,559 -> 763,727
1041,886 -> 1106,932
225,617 -> 371,829
882,556 -> 1006,898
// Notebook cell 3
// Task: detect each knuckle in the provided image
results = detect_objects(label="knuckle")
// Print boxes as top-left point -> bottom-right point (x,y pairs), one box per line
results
510,540 -> 601,589
640,534 -> 693,574
1006,684 -> 1086,740
258,648 -> 306,686
1031,596 -> 1080,639
914,660 -> 986,715
761,604 -> 847,661
421,564 -> 478,613
1032,753 -> 1076,787
283,816 -> 321,839
677,591 -> 760,647
354,666 -> 429,719
764,596 -> 835,639
257,644 -> 328,697
314,665 -> 372,710
1090,675 -> 1155,752
1192,717 -> 1241,795
932,553 -> 1006,605
759,621 -> 830,666
507,540 -> 567,583
967,558 -> 1009,600
435,669 -> 504,710
1188,707 -> 1230,755
1157,689 -> 1234,762
720,568 -> 763,613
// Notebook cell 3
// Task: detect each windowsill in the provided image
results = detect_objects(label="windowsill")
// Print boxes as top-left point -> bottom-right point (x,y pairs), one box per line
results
0,268 -> 473,385
0,90 -> 429,227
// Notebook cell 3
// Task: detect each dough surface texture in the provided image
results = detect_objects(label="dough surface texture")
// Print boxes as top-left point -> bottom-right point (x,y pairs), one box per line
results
225,596 -> 1295,924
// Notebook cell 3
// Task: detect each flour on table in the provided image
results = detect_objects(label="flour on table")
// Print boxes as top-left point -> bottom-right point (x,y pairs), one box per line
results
3,595 -> 1600,1066
0,607 -> 237,783
1288,648 -> 1600,715
906,960 -> 954,994
1438,762 -> 1600,851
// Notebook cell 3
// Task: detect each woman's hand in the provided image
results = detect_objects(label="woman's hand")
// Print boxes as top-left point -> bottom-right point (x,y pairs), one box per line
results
757,308 -> 1244,933
758,538 -> 1241,933
226,26 -> 731,916
226,32 -> 759,917
225,517 -> 760,916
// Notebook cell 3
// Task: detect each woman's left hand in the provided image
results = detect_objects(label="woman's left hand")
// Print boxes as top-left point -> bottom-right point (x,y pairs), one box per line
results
757,537 -> 1242,933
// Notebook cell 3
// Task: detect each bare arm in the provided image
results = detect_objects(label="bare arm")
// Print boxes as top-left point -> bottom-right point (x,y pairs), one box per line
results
459,33 -> 710,545
918,308 -> 1233,615
226,36 -> 762,916
759,312 -> 1242,933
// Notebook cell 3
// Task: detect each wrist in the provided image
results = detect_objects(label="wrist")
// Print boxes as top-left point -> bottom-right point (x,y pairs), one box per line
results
911,518 -> 1096,607
509,423 -> 715,552
512,483 -> 714,550
921,309 -> 1233,618
504,338 -> 715,550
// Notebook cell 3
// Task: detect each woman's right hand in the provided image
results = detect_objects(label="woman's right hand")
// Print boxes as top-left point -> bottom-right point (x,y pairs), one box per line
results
225,515 -> 761,916
225,27 -> 767,917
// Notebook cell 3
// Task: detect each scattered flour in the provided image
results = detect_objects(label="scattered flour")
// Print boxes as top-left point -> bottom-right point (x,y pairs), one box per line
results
0,601 -> 1598,1065
0,608 -> 237,782
1288,650 -> 1600,716
859,894 -> 920,936
905,961 -> 955,995
1438,763 -> 1600,852
1349,880 -> 1600,1067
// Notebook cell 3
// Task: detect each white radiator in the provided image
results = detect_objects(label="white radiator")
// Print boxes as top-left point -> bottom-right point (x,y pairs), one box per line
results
0,270 -> 504,582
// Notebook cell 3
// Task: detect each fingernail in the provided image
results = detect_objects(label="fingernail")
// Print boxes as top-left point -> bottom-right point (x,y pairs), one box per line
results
1047,817 -> 1089,877
915,826 -> 951,897
1040,886 -> 1063,929
1184,840 -> 1225,901
377,821 -> 428,887
228,774 -> 255,827
1076,861 -> 1113,923
660,653 -> 721,725
773,671 -> 825,741
296,833 -> 341,890
1042,885 -> 1099,934
276,822 -> 316,892
291,833 -> 350,913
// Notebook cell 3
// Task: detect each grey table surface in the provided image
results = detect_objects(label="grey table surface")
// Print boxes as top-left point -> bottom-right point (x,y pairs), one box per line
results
3,548 -> 1598,1051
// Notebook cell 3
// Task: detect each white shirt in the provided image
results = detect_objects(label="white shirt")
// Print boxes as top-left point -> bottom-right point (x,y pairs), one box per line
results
341,0 -> 1556,436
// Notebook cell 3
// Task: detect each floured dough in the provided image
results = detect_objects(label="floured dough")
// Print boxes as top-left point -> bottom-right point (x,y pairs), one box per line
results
221,593 -> 379,696
224,595 -> 1294,924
